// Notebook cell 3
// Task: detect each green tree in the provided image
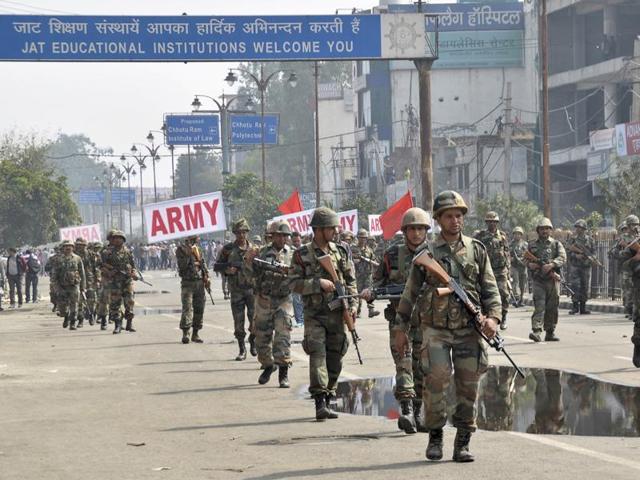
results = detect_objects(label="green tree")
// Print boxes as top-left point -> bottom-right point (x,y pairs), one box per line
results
0,132 -> 81,246
595,159 -> 639,224
340,194 -> 379,229
222,173 -> 280,232
471,193 -> 542,233
174,148 -> 223,198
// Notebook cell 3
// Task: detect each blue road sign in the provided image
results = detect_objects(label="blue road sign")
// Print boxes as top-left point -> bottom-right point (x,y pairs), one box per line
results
165,114 -> 220,145
230,114 -> 279,145
78,189 -> 104,205
111,188 -> 136,205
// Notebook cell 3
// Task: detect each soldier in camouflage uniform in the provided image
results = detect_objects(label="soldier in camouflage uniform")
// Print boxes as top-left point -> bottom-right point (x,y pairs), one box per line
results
526,217 -> 567,343
246,220 -> 294,388
100,230 -> 137,334
617,216 -> 639,317
44,245 -> 62,315
475,211 -> 511,329
363,207 -> 430,434
352,228 -> 380,319
289,207 -> 358,421
566,219 -> 595,315
176,235 -> 209,344
55,240 -> 86,331
619,230 -> 640,367
93,237 -> 112,330
509,227 -> 528,307
394,191 -> 501,462
214,218 -> 256,361
74,238 -> 97,327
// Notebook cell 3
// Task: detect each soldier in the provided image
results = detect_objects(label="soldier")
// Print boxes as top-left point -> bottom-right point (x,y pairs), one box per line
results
89,241 -> 103,324
352,228 -> 380,319
95,236 -> 113,331
100,230 -> 137,334
44,245 -> 62,314
475,211 -> 511,329
246,220 -> 294,388
618,216 -> 639,317
619,233 -> 640,367
363,207 -> 430,434
510,226 -> 528,307
393,191 -> 501,462
289,207 -> 358,421
526,217 -> 567,343
74,238 -> 97,327
253,235 -> 264,248
176,235 -> 209,344
612,222 -> 631,316
566,219 -> 595,315
54,240 -> 86,331
214,219 -> 257,361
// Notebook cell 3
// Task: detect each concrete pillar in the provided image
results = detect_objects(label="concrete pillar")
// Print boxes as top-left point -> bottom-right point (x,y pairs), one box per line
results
604,83 -> 616,128
603,6 -> 616,36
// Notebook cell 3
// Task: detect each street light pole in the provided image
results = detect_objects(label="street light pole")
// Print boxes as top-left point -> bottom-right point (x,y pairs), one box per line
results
129,146 -> 148,238
120,154 -> 136,236
133,133 -> 162,203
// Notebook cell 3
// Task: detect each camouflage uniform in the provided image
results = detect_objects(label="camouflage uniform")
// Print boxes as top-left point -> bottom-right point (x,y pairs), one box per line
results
101,241 -> 136,333
618,244 -> 640,367
614,229 -> 636,316
509,236 -> 528,304
566,230 -> 595,311
176,241 -> 208,340
75,239 -> 98,326
54,248 -> 86,330
352,241 -> 378,317
475,228 -> 511,323
44,250 -> 62,314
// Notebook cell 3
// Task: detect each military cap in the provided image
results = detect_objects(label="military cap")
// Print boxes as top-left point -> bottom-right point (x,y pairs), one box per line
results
75,237 -> 87,245
536,217 -> 553,229
574,219 -> 587,229
433,190 -> 468,217
485,211 -> 500,222
60,239 -> 74,247
401,207 -> 431,229
357,228 -> 369,238
232,218 -> 251,233
625,215 -> 639,226
512,226 -> 524,235
309,207 -> 340,228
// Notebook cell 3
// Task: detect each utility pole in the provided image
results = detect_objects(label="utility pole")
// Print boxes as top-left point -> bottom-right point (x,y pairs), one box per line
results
503,81 -> 513,195
314,61 -> 321,207
540,0 -> 551,218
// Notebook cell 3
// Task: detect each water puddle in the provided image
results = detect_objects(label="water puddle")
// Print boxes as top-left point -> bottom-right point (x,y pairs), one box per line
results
333,366 -> 640,437
134,308 -> 182,316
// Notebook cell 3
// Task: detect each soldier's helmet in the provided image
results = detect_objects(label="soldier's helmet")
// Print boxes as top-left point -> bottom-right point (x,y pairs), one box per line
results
309,207 -> 340,228
60,239 -> 74,248
625,214 -> 639,226
357,228 -> 369,238
272,220 -> 292,236
536,217 -> 553,229
92,241 -> 103,249
111,230 -> 127,242
75,237 -> 87,246
485,211 -> 500,222
232,218 -> 251,233
433,190 -> 468,218
574,219 -> 587,229
513,226 -> 524,235
106,229 -> 117,240
618,221 -> 628,232
401,207 -> 431,229
252,235 -> 263,243
341,231 -> 354,242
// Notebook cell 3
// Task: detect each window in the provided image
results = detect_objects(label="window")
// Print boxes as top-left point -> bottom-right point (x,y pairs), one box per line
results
456,164 -> 469,190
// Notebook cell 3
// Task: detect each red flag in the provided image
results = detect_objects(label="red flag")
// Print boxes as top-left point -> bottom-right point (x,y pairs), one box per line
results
277,189 -> 304,215
379,191 -> 414,240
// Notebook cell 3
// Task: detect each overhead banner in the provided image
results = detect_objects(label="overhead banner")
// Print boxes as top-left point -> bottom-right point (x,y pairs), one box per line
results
272,208 -> 358,235
144,191 -> 226,243
59,223 -> 102,243
0,14 -> 436,62
616,121 -> 640,157
368,214 -> 382,236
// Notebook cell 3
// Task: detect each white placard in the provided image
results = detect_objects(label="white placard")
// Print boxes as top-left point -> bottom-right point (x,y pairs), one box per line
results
368,214 -> 382,236
272,208 -> 359,235
59,223 -> 102,243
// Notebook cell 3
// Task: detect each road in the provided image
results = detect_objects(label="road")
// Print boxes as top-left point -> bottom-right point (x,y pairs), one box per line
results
1,270 -> 639,480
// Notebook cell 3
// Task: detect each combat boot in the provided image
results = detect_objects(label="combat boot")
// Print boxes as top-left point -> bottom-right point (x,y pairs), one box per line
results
579,303 -> 591,315
413,400 -> 427,432
62,314 -> 70,329
452,429 -> 474,463
368,305 -> 380,318
99,315 -> 107,331
426,428 -> 444,461
278,365 -> 290,388
633,344 -> 640,368
398,400 -> 417,434
500,312 -> 507,331
88,310 -> 95,326
529,331 -> 542,343
76,317 -> 84,328
258,364 -> 278,385
545,330 -> 560,342
113,319 -> 122,334
324,393 -> 339,419
125,318 -> 136,332
248,334 -> 258,357
191,329 -> 203,343
314,394 -> 331,422
235,339 -> 247,361
569,302 -> 579,315
181,329 -> 190,344
69,318 -> 77,331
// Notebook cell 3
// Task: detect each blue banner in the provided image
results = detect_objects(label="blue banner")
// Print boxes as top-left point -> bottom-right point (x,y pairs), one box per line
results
0,15 -> 383,61
165,114 -> 220,145
230,114 -> 279,145
78,189 -> 104,205
78,188 -> 136,204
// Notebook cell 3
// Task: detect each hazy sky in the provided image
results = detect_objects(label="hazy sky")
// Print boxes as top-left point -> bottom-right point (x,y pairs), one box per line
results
0,0 -> 450,188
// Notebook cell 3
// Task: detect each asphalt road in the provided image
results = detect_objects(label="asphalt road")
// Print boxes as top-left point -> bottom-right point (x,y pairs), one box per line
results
1,270 -> 640,480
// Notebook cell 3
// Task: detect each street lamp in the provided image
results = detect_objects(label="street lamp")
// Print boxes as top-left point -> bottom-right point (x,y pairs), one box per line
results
224,66 -> 297,191
160,123 -> 176,199
129,145 -> 148,239
108,164 -> 125,230
93,176 -> 107,231
132,132 -> 162,202
120,154 -> 137,236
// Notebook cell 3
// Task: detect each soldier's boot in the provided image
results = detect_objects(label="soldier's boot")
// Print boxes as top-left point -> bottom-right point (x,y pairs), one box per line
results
397,400 -> 417,434
278,366 -> 290,388
235,339 -> 247,361
191,329 -> 203,343
99,315 -> 107,331
500,312 -> 508,331
413,400 -> 428,432
325,393 -> 339,419
76,316 -> 84,328
425,428 -> 444,461
248,334 -> 258,357
88,313 -> 95,326
633,344 -> 640,368
568,302 -> 579,315
314,394 -> 331,422
181,329 -> 190,344
529,331 -> 542,343
125,318 -> 136,332
368,304 -> 380,318
69,317 -> 77,331
579,302 -> 591,315
545,330 -> 560,342
452,430 -> 474,463
258,364 -> 278,385
113,319 -> 122,335
62,314 -> 70,329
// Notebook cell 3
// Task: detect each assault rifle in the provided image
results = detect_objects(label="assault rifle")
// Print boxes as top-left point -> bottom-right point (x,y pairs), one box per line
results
317,254 -> 363,365
190,245 -> 215,306
413,250 -> 525,378
102,264 -> 153,287
252,257 -> 290,274
338,284 -> 405,301
523,250 -> 575,296
567,243 -> 607,272
213,260 -> 244,273
79,289 -> 92,320
352,254 -> 380,268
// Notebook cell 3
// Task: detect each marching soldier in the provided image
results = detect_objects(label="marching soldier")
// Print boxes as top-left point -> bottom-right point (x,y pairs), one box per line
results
95,234 -> 114,331
566,219 -> 595,315
619,228 -> 640,367
246,220 -> 294,388
393,191 -> 501,462
176,235 -> 209,344
288,207 -> 358,421
509,226 -> 528,306
54,240 -> 86,331
214,219 -> 257,361
363,208 -> 430,434
526,218 -> 566,342
44,244 -> 62,315
352,228 -> 380,319
100,230 -> 137,334
475,211 -> 511,329
74,238 -> 97,327
619,216 -> 639,317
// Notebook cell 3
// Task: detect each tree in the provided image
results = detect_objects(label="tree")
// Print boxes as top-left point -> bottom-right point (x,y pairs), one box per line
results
471,193 -> 542,233
340,194 -> 379,229
595,159 -> 639,225
0,132 -> 81,246
174,148 -> 223,199
222,173 -> 280,232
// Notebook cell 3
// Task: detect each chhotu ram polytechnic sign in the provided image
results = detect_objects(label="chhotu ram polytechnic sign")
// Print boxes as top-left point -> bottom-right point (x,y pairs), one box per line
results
60,223 -> 102,242
165,114 -> 220,146
144,192 -> 226,243
0,14 -> 435,61
230,114 -> 279,145
272,209 -> 358,235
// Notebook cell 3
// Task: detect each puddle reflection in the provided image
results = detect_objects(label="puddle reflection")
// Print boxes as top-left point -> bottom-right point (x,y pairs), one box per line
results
134,307 -> 182,316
